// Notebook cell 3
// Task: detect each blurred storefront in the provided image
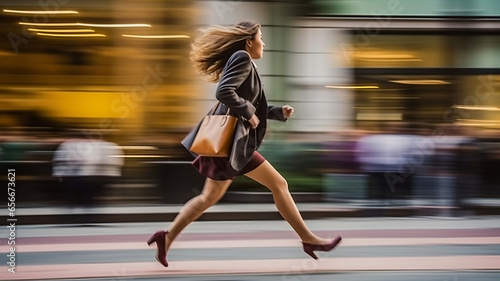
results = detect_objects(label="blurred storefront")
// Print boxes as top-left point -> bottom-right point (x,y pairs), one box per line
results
298,0 -> 500,203
294,0 -> 500,132
0,0 -> 199,137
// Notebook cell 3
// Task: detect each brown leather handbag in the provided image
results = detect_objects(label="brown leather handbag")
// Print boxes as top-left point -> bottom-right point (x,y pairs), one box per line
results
190,102 -> 238,157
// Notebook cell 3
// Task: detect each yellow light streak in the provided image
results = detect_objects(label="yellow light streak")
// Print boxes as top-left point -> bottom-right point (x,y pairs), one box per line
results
19,22 -> 79,27
121,146 -> 158,150
36,32 -> 106,38
354,52 -> 418,59
458,123 -> 500,127
371,96 -> 420,100
457,119 -> 500,123
361,58 -> 423,62
356,112 -> 403,121
112,155 -> 163,158
79,23 -> 151,28
19,22 -> 151,28
28,28 -> 95,33
454,106 -> 500,111
326,85 -> 379,89
354,106 -> 406,110
390,80 -> 451,85
353,52 -> 423,62
122,34 -> 190,39
4,9 -> 78,15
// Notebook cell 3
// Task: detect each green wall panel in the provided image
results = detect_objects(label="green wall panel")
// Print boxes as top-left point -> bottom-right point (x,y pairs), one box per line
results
311,0 -> 500,17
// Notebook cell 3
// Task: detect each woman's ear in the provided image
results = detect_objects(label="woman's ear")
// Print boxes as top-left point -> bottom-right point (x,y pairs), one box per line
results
246,39 -> 252,47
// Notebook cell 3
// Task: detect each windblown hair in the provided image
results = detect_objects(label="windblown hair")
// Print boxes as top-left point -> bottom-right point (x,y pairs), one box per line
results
190,21 -> 260,83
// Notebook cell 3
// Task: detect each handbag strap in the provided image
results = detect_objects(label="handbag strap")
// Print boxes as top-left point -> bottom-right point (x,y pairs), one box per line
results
209,102 -> 230,116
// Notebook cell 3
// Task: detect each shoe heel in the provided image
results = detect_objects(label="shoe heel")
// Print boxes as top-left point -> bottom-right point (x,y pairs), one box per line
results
303,245 -> 319,260
146,235 -> 155,246
146,231 -> 162,246
302,236 -> 342,260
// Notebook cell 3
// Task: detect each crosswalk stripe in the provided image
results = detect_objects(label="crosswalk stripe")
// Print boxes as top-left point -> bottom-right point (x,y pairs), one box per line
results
3,256 -> 500,280
4,237 -> 500,253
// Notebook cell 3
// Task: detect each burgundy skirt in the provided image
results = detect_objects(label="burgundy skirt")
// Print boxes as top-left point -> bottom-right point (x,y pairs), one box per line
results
192,151 -> 266,181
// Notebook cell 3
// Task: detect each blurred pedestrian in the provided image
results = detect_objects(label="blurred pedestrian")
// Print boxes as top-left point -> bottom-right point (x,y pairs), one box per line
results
52,130 -> 88,207
147,21 -> 341,267
96,138 -> 124,190
432,125 -> 477,215
81,136 -> 124,205
356,122 -> 425,204
53,130 -> 124,208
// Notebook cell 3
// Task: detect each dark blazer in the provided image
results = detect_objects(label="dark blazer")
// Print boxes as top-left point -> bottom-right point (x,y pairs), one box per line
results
182,50 -> 286,172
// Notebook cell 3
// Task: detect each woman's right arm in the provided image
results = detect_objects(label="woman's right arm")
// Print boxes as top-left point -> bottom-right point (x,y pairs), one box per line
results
215,51 -> 256,121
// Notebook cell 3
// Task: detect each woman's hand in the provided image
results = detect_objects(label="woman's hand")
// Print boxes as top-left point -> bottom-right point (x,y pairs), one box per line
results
282,105 -> 294,119
248,114 -> 260,129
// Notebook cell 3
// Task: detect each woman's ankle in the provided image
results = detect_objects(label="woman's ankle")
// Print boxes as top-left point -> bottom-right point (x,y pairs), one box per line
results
301,236 -> 330,245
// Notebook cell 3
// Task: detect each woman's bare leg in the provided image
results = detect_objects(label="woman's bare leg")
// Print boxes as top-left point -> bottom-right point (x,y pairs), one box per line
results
164,178 -> 232,251
245,161 -> 330,245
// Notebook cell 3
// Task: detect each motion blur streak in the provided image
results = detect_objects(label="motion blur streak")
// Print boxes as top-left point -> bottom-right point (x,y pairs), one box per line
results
0,0 -> 499,215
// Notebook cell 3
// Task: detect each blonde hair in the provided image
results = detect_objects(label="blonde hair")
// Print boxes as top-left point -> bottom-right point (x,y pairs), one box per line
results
190,21 -> 260,82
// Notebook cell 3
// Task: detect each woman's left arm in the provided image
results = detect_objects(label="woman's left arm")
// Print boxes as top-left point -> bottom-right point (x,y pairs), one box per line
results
268,105 -> 294,122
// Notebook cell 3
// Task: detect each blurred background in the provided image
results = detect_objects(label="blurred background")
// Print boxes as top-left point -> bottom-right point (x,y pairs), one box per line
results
1,0 -> 500,213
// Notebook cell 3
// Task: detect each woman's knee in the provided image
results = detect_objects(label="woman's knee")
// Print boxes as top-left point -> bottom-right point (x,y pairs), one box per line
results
272,176 -> 289,193
201,179 -> 230,204
202,190 -> 224,205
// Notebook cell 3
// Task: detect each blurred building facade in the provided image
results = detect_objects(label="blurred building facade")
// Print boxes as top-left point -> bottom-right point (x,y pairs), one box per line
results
2,0 -> 500,135
1,0 -> 199,136
197,0 -> 500,134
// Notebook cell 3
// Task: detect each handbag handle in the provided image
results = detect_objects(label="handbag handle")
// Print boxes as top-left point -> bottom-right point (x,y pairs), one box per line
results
209,101 -> 230,116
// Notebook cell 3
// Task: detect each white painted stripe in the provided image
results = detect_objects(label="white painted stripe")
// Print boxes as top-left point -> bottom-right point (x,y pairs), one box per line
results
4,237 -> 500,253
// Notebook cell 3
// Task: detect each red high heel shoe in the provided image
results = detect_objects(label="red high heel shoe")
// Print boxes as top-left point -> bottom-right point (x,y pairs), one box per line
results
147,230 -> 169,267
302,236 -> 342,260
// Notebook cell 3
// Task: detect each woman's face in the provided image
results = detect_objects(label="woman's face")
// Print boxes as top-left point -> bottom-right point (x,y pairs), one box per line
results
246,28 -> 264,60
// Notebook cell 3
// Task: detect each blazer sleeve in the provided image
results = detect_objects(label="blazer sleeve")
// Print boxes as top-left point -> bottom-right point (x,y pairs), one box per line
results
216,51 -> 256,120
267,105 -> 287,122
